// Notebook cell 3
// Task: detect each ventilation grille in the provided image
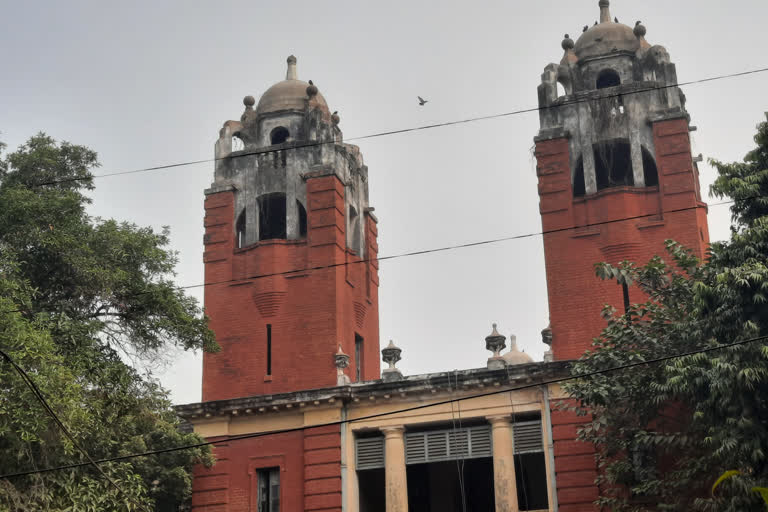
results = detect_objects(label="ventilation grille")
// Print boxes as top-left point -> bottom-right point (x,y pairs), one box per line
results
405,425 -> 491,465
353,301 -> 366,329
252,291 -> 286,318
355,437 -> 384,470
514,420 -> 544,454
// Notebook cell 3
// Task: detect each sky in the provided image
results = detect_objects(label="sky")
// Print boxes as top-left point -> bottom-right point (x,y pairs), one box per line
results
1,0 -> 766,405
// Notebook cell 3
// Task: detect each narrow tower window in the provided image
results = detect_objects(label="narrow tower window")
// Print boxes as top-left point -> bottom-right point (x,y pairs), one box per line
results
236,209 -> 247,248
297,200 -> 307,238
355,334 -> 364,382
266,324 -> 272,376
258,193 -> 287,240
641,147 -> 659,187
270,127 -> 290,145
596,69 -> 621,89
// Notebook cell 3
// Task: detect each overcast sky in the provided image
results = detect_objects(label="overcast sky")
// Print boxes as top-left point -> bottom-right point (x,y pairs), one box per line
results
2,0 -> 766,405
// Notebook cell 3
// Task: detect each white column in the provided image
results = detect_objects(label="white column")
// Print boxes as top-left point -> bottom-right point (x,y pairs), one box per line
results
381,425 -> 408,512
488,415 -> 519,512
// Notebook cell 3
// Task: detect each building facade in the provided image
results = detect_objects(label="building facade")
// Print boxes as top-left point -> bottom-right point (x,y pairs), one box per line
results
178,2 -> 709,511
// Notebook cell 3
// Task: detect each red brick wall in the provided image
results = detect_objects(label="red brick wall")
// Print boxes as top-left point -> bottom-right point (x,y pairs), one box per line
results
536,118 -> 709,362
550,403 -> 599,512
201,174 -> 380,401
190,426 -> 343,512
537,119 -> 709,508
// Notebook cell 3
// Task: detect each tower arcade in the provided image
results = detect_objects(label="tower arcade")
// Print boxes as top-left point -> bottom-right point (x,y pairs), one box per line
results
535,0 -> 710,361
201,56 -> 380,401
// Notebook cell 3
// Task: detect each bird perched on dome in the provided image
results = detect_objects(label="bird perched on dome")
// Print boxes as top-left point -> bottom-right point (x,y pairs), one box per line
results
614,16 -> 619,23
583,25 -> 589,32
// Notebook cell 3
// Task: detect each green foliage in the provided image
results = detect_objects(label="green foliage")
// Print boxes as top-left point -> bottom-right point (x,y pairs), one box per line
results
0,134 -> 217,511
564,118 -> 768,511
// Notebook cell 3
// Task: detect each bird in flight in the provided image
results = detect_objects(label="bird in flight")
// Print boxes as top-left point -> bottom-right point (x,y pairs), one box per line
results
417,96 -> 428,106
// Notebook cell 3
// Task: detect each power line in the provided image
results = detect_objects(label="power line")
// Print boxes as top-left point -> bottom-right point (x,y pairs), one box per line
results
0,348 -> 152,512
3,331 -> 767,480
27,65 -> 768,188
175,198 -> 729,292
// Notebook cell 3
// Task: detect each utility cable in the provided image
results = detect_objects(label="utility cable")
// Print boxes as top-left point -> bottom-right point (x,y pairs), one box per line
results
26,65 -> 768,188
3,331 -> 768,480
0,348 -> 152,512
176,198 -> 727,292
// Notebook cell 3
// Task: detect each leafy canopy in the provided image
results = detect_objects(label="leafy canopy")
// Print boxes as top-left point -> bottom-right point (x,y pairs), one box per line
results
564,117 -> 768,512
0,134 -> 218,511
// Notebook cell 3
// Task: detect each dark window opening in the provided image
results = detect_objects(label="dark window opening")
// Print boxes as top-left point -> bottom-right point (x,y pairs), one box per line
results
236,209 -> 246,248
406,459 -> 495,512
597,69 -> 621,89
515,453 -> 550,511
258,193 -> 287,240
270,127 -> 290,145
297,200 -> 307,238
574,157 -> 586,197
357,468 -> 385,512
594,139 -> 634,190
355,334 -> 364,382
266,324 -> 272,376
257,467 -> 280,512
641,147 -> 658,187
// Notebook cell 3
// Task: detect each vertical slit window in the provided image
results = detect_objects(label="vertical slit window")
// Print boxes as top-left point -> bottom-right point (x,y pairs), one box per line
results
355,334 -> 364,382
266,324 -> 272,376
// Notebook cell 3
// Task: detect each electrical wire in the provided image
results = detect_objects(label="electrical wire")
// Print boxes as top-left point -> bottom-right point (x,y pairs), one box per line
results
25,65 -> 768,188
175,198 -> 726,292
0,348 -> 152,512
3,331 -> 768,480
448,369 -> 468,512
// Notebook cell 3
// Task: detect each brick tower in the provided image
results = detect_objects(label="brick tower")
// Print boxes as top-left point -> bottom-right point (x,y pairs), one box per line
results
202,56 -> 380,401
534,0 -> 709,362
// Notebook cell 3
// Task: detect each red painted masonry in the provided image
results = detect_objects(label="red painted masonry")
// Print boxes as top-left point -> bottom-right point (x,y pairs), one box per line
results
537,118 -> 709,511
193,173 -> 379,511
201,174 -> 380,401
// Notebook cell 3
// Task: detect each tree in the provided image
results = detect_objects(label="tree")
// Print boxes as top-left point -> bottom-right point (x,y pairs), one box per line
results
564,117 -> 768,512
0,134 -> 218,511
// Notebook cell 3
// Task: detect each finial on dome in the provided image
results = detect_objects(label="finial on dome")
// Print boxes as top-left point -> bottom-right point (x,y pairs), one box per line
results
286,55 -> 298,80
599,0 -> 611,24
243,95 -> 255,109
561,34 -> 575,51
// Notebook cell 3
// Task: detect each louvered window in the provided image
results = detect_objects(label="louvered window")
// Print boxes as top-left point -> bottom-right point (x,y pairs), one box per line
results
355,420 -> 543,471
356,436 -> 385,470
405,425 -> 492,465
513,420 -> 543,454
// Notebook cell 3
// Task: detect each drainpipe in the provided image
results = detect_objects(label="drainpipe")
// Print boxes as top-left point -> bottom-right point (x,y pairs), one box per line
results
340,402 -> 348,512
542,386 -> 559,511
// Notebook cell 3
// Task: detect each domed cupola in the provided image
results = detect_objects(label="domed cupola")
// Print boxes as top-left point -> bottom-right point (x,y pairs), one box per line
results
573,0 -> 639,60
209,55 -> 371,254
537,0 -> 687,197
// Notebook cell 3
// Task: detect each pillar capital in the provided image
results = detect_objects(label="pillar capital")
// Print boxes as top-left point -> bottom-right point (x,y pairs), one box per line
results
380,425 -> 405,437
486,414 -> 512,427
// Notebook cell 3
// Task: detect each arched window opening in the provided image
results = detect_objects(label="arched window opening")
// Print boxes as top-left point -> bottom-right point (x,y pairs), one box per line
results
270,127 -> 290,145
235,209 -> 246,248
556,81 -> 565,99
573,156 -> 586,197
641,147 -> 659,187
348,206 -> 361,254
596,69 -> 621,89
231,135 -> 244,152
297,200 -> 307,238
258,193 -> 287,240
594,139 -> 633,190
